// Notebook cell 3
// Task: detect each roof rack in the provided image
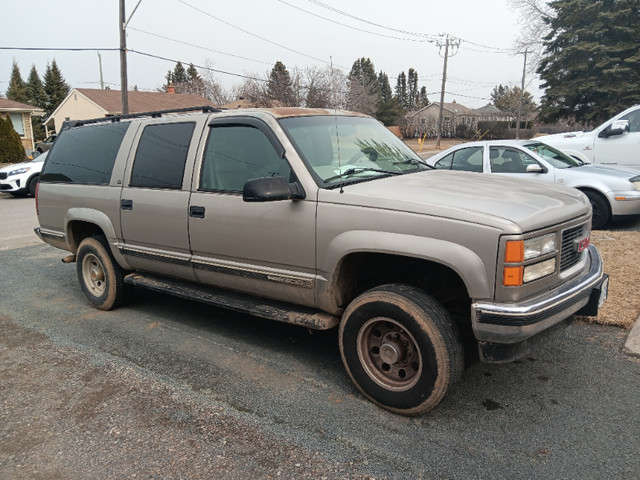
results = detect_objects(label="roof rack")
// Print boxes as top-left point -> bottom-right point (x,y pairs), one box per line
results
60,105 -> 223,131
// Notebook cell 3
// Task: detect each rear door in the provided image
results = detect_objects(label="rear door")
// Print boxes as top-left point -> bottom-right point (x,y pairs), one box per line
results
119,117 -> 207,280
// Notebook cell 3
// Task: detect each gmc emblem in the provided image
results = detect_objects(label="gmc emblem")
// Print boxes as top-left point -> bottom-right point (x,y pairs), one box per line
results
575,234 -> 590,253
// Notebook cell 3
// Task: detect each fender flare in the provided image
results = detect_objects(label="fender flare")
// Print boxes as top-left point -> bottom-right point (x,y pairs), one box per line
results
319,230 -> 492,306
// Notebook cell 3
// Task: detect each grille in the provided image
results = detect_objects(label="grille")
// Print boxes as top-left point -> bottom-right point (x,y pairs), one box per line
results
560,224 -> 586,271
0,172 -> 7,180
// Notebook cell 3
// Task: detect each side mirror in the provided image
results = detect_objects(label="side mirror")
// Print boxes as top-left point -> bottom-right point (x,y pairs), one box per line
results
243,176 -> 305,202
599,120 -> 629,138
526,164 -> 544,173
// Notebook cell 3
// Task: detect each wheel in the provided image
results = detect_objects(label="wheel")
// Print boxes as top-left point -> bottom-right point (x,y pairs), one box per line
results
27,175 -> 39,196
584,191 -> 610,229
76,236 -> 126,310
339,284 -> 464,415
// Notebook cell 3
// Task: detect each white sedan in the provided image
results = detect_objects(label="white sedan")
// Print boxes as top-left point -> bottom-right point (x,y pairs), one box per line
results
427,140 -> 640,229
0,151 -> 47,197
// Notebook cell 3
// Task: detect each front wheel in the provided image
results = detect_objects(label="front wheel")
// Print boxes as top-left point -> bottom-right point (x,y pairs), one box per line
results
584,191 -> 610,229
339,284 -> 464,415
76,236 -> 126,310
27,175 -> 39,196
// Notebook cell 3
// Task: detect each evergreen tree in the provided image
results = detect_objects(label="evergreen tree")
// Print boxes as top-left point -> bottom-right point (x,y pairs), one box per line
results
376,71 -> 402,126
6,61 -> 29,104
346,58 -> 380,115
407,68 -> 419,108
43,60 -> 70,115
537,0 -> 640,124
418,86 -> 429,107
26,65 -> 47,141
173,61 -> 188,84
395,72 -> 407,109
266,61 -> 295,106
0,116 -> 25,163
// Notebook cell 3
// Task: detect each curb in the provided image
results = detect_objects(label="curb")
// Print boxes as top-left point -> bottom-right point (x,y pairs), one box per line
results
623,315 -> 640,358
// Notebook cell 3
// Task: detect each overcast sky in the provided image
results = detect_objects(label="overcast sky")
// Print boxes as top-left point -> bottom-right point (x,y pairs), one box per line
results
1,0 -> 542,109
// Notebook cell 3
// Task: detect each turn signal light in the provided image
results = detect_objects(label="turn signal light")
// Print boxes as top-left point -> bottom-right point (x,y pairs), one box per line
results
505,240 -> 524,263
503,266 -> 524,286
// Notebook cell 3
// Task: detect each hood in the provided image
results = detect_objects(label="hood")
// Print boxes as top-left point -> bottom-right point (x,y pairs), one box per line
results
0,160 -> 37,173
537,131 -> 591,144
576,164 -> 640,180
321,170 -> 590,233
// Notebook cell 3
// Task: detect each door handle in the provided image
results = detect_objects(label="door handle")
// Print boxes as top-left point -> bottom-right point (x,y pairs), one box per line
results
189,205 -> 205,218
121,199 -> 133,210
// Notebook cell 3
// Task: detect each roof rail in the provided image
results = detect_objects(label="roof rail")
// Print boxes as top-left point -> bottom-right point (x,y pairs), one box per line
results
60,105 -> 223,131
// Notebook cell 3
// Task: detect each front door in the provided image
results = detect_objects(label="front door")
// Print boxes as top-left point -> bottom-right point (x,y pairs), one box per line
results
188,119 -> 317,307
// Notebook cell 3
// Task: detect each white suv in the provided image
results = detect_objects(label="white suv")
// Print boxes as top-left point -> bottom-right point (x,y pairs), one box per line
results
0,151 -> 47,197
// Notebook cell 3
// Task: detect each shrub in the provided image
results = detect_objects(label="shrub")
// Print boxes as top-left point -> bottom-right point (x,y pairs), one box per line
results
0,116 -> 26,163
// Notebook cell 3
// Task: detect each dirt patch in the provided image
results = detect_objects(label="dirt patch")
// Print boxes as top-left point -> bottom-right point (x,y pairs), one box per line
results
580,231 -> 640,329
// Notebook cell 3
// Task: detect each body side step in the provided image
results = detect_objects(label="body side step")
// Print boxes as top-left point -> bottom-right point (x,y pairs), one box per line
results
124,273 -> 339,330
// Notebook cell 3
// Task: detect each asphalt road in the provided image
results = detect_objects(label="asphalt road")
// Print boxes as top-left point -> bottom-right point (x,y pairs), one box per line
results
1,194 -> 640,479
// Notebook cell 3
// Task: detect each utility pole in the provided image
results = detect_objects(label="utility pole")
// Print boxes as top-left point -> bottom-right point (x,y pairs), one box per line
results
119,0 -> 142,115
97,52 -> 104,90
119,0 -> 129,114
515,50 -> 528,140
435,35 -> 459,149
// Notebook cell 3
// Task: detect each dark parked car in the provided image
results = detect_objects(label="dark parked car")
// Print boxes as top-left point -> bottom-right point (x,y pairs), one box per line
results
34,134 -> 57,153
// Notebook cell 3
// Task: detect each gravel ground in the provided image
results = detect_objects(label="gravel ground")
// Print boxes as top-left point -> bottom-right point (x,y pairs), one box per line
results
0,316 -> 372,480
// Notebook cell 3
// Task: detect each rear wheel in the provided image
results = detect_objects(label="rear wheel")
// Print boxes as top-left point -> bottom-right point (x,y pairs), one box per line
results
584,191 -> 610,229
76,236 -> 126,310
339,284 -> 464,415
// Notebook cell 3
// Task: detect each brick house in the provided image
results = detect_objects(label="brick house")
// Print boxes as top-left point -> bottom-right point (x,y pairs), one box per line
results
0,98 -> 45,151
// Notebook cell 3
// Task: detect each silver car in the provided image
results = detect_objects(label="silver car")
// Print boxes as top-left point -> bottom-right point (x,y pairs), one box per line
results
427,140 -> 640,229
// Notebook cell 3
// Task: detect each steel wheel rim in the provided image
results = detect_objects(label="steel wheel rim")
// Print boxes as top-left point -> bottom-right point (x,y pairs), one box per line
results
356,317 -> 423,392
82,253 -> 106,297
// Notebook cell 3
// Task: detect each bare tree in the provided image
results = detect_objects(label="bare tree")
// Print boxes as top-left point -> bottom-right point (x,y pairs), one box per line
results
199,59 -> 234,106
508,0 -> 555,73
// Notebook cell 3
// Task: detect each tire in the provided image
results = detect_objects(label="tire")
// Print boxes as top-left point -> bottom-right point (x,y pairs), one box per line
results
76,236 -> 126,310
584,191 -> 610,229
339,284 -> 464,415
27,175 -> 39,196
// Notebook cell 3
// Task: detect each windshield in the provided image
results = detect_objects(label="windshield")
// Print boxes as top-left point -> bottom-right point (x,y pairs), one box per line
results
279,115 -> 429,187
523,141 -> 582,168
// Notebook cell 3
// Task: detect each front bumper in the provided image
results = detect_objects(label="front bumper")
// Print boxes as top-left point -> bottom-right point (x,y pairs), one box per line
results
472,245 -> 607,362
0,177 -> 25,193
609,190 -> 640,216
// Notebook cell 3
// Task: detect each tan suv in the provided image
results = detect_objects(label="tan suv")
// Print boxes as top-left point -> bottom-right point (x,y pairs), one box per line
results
35,107 -> 608,415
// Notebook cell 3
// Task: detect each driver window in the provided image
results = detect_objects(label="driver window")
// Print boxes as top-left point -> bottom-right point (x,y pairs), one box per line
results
490,147 -> 540,173
200,125 -> 292,192
451,147 -> 483,172
620,111 -> 640,133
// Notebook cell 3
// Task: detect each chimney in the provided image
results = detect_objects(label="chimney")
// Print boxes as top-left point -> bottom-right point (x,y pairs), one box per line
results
167,84 -> 175,94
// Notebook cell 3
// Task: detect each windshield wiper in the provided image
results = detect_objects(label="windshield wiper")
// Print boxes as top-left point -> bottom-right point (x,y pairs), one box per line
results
324,167 -> 401,183
392,157 -> 432,168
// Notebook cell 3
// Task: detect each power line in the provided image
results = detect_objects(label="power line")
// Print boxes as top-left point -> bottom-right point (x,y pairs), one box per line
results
276,0 -> 429,43
128,27 -> 274,66
305,0 -> 439,41
0,47 -> 119,52
175,0 -> 346,68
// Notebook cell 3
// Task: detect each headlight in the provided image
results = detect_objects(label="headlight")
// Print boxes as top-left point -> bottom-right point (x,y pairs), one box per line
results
630,175 -> 640,191
503,233 -> 558,286
8,167 -> 31,176
524,234 -> 556,260
523,258 -> 556,283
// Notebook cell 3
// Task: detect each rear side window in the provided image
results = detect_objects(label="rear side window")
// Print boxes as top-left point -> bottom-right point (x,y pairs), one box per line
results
129,122 -> 195,189
40,122 -> 130,184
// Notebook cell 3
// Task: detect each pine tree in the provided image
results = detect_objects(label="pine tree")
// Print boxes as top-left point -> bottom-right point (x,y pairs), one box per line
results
418,86 -> 429,107
43,60 -> 70,115
6,61 -> 29,104
407,68 -> 419,108
266,61 -> 295,106
26,65 -> 47,141
538,0 -> 640,124
376,72 -> 402,126
491,84 -> 537,121
395,72 -> 407,109
346,58 -> 381,115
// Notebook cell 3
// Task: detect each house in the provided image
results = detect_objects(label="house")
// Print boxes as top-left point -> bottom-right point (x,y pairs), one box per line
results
0,98 -> 45,151
404,101 -> 510,137
44,88 -> 216,134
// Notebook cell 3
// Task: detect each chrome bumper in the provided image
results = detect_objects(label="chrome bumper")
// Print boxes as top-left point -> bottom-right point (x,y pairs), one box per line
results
472,245 -> 607,362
